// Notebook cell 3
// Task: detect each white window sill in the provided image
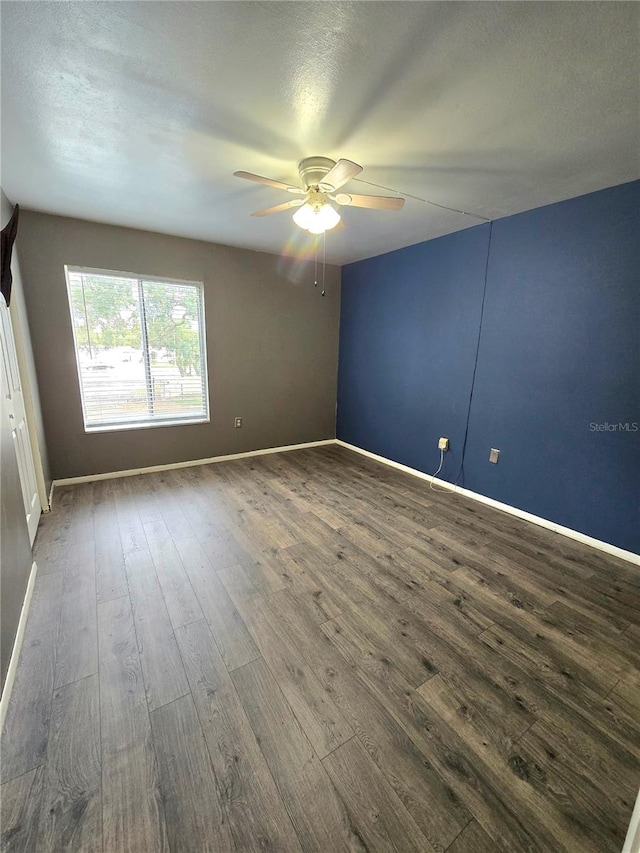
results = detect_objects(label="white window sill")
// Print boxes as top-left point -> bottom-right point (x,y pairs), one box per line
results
84,417 -> 210,434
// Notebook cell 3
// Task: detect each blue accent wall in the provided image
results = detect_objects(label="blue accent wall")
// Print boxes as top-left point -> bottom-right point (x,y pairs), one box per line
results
337,181 -> 640,554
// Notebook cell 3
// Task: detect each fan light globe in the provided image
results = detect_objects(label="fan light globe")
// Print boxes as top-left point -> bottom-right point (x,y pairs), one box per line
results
317,204 -> 341,230
292,203 -> 315,230
293,202 -> 341,234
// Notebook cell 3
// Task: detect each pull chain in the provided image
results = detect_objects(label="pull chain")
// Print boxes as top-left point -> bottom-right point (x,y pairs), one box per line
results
314,234 -> 318,288
321,231 -> 326,297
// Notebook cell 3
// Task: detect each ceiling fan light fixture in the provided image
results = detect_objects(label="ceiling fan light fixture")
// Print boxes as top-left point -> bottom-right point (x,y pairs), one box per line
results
293,202 -> 341,234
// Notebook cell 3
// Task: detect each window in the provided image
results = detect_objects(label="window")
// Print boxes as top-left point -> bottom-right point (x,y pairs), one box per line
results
65,267 -> 209,431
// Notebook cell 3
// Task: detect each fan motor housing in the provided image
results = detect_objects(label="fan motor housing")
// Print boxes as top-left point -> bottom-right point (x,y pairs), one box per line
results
298,156 -> 335,190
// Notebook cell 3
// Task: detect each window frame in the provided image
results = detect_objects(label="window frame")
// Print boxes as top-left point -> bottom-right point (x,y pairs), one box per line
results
64,265 -> 210,433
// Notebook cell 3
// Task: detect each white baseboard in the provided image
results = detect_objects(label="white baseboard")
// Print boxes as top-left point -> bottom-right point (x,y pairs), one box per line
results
52,438 -> 336,488
623,788 -> 640,853
0,561 -> 38,732
336,440 -> 640,567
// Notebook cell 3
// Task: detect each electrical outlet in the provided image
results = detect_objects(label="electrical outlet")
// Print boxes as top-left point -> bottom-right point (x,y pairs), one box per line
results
234,417 -> 243,429
438,437 -> 449,451
489,448 -> 500,463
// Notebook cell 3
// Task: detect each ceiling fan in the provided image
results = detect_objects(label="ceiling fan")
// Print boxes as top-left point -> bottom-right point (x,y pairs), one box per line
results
233,156 -> 405,234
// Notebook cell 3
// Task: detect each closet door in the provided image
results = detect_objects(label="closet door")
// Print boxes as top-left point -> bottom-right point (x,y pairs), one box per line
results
0,294 -> 40,545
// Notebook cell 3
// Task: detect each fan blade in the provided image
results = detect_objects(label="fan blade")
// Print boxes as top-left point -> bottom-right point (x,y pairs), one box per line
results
318,159 -> 363,192
234,171 -> 304,193
251,199 -> 304,217
334,192 -> 404,210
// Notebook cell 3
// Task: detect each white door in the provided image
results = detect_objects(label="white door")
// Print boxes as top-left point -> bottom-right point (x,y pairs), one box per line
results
0,293 -> 41,544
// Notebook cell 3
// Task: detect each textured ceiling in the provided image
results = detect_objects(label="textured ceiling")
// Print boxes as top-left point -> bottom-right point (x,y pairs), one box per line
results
1,1 -> 638,264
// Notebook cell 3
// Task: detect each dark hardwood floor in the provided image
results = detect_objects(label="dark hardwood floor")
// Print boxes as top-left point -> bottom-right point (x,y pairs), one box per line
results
1,445 -> 638,852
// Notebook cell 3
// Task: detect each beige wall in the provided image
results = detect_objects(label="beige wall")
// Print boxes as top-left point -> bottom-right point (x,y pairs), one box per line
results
17,211 -> 341,479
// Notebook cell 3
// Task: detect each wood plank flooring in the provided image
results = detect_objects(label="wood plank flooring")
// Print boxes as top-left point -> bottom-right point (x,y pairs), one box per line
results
1,445 -> 639,852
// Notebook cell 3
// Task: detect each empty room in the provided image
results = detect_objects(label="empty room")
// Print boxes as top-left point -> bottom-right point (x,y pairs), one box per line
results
1,2 -> 638,851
